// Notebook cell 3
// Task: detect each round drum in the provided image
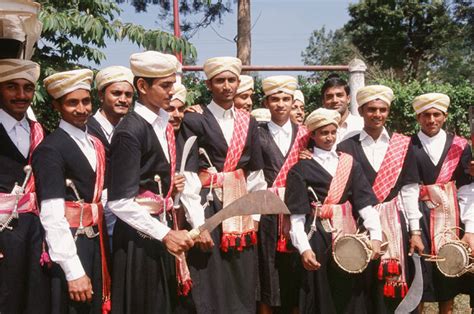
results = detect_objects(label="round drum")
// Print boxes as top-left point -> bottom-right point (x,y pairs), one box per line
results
436,241 -> 473,278
332,234 -> 371,273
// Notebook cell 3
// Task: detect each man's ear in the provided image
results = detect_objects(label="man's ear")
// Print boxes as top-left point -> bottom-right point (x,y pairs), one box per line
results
136,78 -> 148,95
52,99 -> 61,111
205,79 -> 212,91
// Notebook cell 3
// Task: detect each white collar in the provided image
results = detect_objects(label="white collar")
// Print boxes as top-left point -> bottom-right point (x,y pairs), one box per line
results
0,108 -> 29,133
313,146 -> 338,160
207,100 -> 235,119
417,129 -> 446,144
93,110 -> 114,136
59,119 -> 89,142
134,101 -> 169,127
268,119 -> 292,136
359,127 -> 390,143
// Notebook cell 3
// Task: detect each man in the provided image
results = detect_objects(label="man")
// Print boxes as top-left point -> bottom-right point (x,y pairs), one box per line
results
167,82 -> 187,132
234,74 -> 254,112
338,85 -> 424,312
290,89 -> 305,125
34,69 -> 111,313
410,93 -> 474,314
107,51 -> 194,314
321,74 -> 363,143
0,59 -> 50,313
257,75 -> 308,314
286,108 -> 382,314
88,65 -> 134,239
178,56 -> 266,313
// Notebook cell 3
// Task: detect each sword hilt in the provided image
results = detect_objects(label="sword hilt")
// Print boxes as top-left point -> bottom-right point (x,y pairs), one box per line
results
66,179 -> 85,235
199,148 -> 215,169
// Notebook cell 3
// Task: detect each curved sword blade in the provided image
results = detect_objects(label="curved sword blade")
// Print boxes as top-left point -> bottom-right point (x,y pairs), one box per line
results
395,253 -> 423,313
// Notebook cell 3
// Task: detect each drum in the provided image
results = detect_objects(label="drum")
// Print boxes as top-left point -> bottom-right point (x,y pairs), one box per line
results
332,234 -> 372,273
436,241 -> 474,277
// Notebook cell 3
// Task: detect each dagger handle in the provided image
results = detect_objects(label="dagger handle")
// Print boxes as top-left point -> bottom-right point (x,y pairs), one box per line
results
188,228 -> 200,240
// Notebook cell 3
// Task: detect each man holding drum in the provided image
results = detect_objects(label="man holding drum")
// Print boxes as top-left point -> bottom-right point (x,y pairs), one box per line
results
0,59 -> 50,313
338,85 -> 424,312
285,108 -> 382,314
410,93 -> 474,313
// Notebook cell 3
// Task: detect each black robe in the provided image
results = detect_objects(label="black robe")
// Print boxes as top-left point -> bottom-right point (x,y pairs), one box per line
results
177,106 -> 264,314
87,116 -> 111,187
338,133 -> 418,313
410,133 -> 473,303
257,122 -> 301,309
285,158 -> 377,314
108,111 -> 176,314
32,128 -> 104,314
0,122 -> 50,314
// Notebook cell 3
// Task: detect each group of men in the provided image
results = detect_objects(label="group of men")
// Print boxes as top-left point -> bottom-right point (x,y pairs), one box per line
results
0,51 -> 472,314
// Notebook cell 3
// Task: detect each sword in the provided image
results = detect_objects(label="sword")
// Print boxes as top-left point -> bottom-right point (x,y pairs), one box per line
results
66,179 -> 99,240
173,136 -> 197,209
187,190 -> 290,239
394,253 -> 423,313
0,165 -> 33,232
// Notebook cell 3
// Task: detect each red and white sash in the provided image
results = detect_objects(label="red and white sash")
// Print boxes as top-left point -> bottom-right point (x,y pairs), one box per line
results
272,125 -> 309,253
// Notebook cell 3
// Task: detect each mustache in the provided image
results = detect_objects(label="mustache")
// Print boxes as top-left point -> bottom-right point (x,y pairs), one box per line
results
11,99 -> 31,104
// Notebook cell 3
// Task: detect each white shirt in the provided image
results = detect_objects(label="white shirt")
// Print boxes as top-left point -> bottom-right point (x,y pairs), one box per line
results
268,119 -> 293,156
417,129 -> 474,232
180,101 -> 267,229
93,110 -> 115,143
0,109 -> 30,158
359,129 -> 421,231
290,147 -> 382,255
337,113 -> 364,144
40,120 -> 98,281
107,102 -> 173,242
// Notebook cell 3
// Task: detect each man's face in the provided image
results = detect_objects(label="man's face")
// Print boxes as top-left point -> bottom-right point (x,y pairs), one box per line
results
416,108 -> 447,137
290,100 -> 305,125
167,99 -> 186,131
138,74 -> 176,112
100,81 -> 134,118
206,71 -> 240,105
264,92 -> 293,125
0,79 -> 35,120
311,123 -> 337,151
233,89 -> 253,112
322,86 -> 350,115
53,89 -> 92,129
358,99 -> 390,133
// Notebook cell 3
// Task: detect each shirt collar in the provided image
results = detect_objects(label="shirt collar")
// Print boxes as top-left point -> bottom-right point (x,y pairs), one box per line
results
359,127 -> 390,143
134,101 -> 169,127
0,108 -> 29,133
268,119 -> 292,136
59,119 -> 89,143
313,146 -> 338,161
207,100 -> 235,119
93,110 -> 115,136
417,129 -> 446,144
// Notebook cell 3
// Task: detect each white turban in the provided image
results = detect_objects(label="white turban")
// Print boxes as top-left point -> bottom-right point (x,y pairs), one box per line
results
171,83 -> 187,104
305,108 -> 341,132
293,90 -> 305,104
250,108 -> 271,122
412,93 -> 450,114
44,69 -> 93,100
356,85 -> 394,107
262,75 -> 298,96
236,75 -> 254,95
203,56 -> 242,80
0,59 -> 40,84
95,65 -> 134,91
130,51 -> 179,78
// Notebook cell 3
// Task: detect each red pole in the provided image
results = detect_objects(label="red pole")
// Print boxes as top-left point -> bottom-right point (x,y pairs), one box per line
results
173,0 -> 182,63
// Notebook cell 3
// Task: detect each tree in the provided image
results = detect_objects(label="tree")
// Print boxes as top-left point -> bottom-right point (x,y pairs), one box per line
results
236,0 -> 251,65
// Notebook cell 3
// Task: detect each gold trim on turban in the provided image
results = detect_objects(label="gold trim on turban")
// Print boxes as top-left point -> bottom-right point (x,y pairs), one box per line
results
95,65 -> 134,91
130,51 -> 179,78
171,82 -> 187,104
305,108 -> 341,132
236,75 -> 254,95
0,59 -> 39,84
203,56 -> 242,79
262,75 -> 298,96
293,90 -> 305,104
43,69 -> 93,100
356,85 -> 394,107
412,93 -> 450,114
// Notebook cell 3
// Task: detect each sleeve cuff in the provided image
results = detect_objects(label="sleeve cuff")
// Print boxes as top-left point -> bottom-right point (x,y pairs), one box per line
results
464,221 -> 474,233
252,214 -> 261,222
369,230 -> 383,242
59,255 -> 86,281
409,219 -> 420,232
152,223 -> 171,241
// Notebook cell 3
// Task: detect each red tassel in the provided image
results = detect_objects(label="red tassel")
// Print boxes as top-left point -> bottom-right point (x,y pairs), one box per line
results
378,263 -> 384,280
40,251 -> 52,268
102,299 -> 111,314
229,235 -> 236,248
240,234 -> 247,248
383,283 -> 390,297
178,279 -> 193,296
220,234 -> 229,252
250,231 -> 257,245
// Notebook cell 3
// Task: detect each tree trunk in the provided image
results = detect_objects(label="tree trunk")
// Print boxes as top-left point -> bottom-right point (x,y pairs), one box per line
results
237,0 -> 251,66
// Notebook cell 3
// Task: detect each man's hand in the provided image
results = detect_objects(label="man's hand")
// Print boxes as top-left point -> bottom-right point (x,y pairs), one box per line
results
172,174 -> 185,196
301,249 -> 321,271
299,149 -> 312,160
195,229 -> 214,252
163,229 -> 194,256
370,239 -> 382,260
68,274 -> 93,303
184,105 -> 203,114
409,234 -> 425,256
461,232 -> 474,255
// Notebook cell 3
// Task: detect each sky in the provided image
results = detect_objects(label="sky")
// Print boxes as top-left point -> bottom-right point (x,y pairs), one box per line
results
98,0 -> 354,77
